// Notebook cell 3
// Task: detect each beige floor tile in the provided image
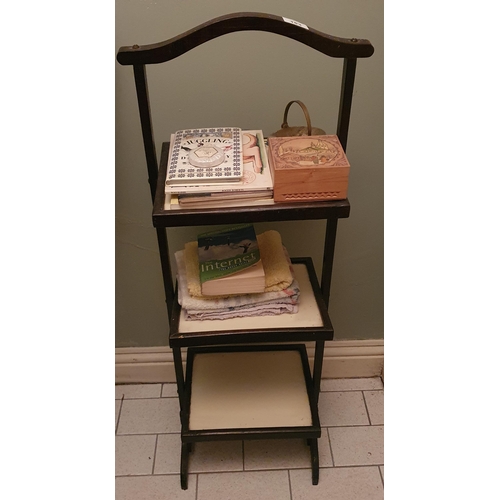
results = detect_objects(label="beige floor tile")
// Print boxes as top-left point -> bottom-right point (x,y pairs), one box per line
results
115,434 -> 157,476
189,440 -> 244,473
113,380 -> 385,500
154,434 -> 182,475
115,384 -> 162,399
363,390 -> 384,424
244,431 -> 332,470
116,475 -> 196,500
161,383 -> 178,397
156,436 -> 244,474
289,466 -> 383,500
197,470 -> 290,500
328,426 -> 384,466
319,391 -> 370,426
321,378 -> 383,392
117,398 -> 181,435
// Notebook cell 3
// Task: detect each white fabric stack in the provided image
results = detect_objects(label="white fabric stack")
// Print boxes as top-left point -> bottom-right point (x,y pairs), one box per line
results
174,231 -> 300,321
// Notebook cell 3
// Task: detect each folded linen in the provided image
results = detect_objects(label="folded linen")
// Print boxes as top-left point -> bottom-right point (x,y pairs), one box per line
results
184,230 -> 293,299
175,248 -> 300,314
183,301 -> 299,321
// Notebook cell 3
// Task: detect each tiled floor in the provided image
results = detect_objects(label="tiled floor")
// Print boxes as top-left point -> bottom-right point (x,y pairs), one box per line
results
115,377 -> 384,500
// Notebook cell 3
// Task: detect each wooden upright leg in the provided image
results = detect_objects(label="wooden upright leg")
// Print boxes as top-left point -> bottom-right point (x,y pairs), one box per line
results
312,341 -> 325,405
309,438 -> 319,485
180,442 -> 190,489
172,347 -> 185,414
173,347 -> 192,489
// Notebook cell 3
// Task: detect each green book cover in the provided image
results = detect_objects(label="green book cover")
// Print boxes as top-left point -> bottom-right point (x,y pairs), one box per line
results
197,224 -> 261,284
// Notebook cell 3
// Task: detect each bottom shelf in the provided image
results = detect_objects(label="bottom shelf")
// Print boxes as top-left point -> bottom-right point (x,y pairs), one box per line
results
183,344 -> 321,440
178,344 -> 324,489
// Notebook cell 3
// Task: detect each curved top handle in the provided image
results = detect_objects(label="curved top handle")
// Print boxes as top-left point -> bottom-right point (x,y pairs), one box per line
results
117,12 -> 374,65
282,100 -> 312,135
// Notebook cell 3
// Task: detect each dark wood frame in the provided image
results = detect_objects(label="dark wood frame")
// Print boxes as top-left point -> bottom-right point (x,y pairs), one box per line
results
117,12 -> 374,490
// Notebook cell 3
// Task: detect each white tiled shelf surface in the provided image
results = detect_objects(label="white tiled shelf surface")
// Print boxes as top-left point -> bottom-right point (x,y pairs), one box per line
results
116,377 -> 384,500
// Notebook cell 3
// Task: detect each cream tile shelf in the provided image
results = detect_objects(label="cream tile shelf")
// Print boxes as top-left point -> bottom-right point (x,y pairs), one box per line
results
188,349 -> 314,431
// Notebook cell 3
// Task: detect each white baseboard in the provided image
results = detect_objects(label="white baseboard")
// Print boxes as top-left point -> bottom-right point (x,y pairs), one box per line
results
115,339 -> 383,384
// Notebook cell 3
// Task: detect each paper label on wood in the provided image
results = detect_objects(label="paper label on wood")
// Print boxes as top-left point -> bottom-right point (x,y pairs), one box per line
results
282,17 -> 309,30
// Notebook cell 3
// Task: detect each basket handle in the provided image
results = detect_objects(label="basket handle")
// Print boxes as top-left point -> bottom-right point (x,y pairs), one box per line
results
281,100 -> 312,136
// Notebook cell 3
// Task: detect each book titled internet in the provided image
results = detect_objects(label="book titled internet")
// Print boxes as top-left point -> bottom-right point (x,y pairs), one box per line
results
197,224 -> 266,296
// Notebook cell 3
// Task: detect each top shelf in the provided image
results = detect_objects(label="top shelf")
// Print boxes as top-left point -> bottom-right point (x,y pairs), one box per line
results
152,142 -> 351,228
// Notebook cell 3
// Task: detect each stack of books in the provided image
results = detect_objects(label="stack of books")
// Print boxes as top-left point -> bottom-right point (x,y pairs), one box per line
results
174,224 -> 301,321
165,128 -> 274,209
197,224 -> 266,296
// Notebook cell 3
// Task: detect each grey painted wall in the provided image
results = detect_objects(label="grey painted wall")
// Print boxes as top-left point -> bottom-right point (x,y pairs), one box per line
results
115,0 -> 383,347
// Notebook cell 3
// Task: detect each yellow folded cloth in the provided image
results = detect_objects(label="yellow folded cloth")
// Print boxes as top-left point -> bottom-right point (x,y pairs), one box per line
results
184,229 -> 293,299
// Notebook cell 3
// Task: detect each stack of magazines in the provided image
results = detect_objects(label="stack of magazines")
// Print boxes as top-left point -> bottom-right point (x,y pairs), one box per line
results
166,129 -> 274,209
174,225 -> 300,321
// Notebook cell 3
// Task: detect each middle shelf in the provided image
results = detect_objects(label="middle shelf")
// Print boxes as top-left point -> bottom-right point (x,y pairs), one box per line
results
169,257 -> 334,347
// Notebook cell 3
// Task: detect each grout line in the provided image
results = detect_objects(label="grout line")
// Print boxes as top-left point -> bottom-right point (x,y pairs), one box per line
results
288,469 -> 293,500
379,465 -> 384,486
188,464 -> 384,475
115,464 -> 384,480
237,465 -> 341,473
327,428 -> 336,467
116,425 -> 383,437
115,395 -> 124,435
115,387 -> 384,398
126,396 -> 177,401
319,377 -> 384,392
151,435 -> 159,474
326,423 -> 384,429
116,472 -> 180,478
114,395 -> 176,401
330,463 -> 385,469
115,384 -> 164,399
320,388 -> 384,393
116,382 -> 383,396
115,383 -> 165,386
116,424 -> 383,438
189,468 -> 300,476
241,441 -> 245,471
361,391 -> 372,425
326,424 -> 383,429
195,473 -> 199,500
331,464 -> 384,469
327,464 -> 384,469
116,431 -> 182,437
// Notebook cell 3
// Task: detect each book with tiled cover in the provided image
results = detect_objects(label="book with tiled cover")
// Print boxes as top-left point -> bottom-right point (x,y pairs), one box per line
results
166,127 -> 243,184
